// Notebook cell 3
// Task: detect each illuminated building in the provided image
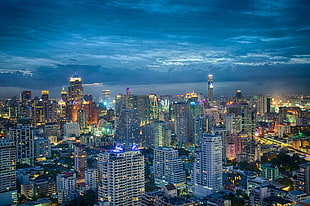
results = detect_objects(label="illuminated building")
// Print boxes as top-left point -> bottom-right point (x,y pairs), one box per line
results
20,91 -> 32,102
193,133 -> 223,197
173,102 -> 192,148
63,122 -> 80,140
235,90 -> 243,102
207,74 -> 214,101
41,90 -> 49,102
101,89 -> 111,108
225,113 -> 242,134
34,138 -> 51,161
74,145 -> 87,176
260,163 -> 279,181
296,162 -> 310,194
33,99 -> 45,125
68,72 -> 83,103
257,94 -> 268,115
8,125 -> 34,165
114,109 -> 140,146
78,109 -> 87,129
98,148 -> 145,205
0,139 -> 17,205
153,147 -> 186,189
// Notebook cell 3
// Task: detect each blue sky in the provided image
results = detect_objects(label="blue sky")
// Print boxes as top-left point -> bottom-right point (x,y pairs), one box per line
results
0,0 -> 309,98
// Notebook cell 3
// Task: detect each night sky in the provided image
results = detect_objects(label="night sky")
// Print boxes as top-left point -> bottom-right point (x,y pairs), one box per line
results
0,0 -> 310,98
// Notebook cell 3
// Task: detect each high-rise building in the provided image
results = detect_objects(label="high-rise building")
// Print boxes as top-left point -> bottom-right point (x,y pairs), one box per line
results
74,145 -> 87,176
41,90 -> 49,102
192,133 -> 223,197
102,90 -> 111,108
8,125 -> 34,165
98,148 -> 145,205
296,162 -> 310,194
114,109 -> 140,145
68,72 -> 83,104
173,102 -> 192,148
207,74 -> 214,102
0,139 -> 17,205
235,90 -> 243,102
257,94 -> 268,115
20,91 -> 32,102
85,169 -> 97,190
153,147 -> 186,190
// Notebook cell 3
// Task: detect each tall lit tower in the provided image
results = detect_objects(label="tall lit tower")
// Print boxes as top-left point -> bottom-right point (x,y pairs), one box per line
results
98,147 -> 145,205
68,72 -> 83,103
192,133 -> 223,197
207,74 -> 214,101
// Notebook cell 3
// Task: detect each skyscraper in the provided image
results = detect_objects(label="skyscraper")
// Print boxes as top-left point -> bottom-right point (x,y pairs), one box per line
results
74,145 -> 87,176
207,74 -> 214,102
173,102 -> 192,148
192,133 -> 223,197
98,148 -> 145,205
8,125 -> 34,165
68,72 -> 83,104
0,139 -> 17,205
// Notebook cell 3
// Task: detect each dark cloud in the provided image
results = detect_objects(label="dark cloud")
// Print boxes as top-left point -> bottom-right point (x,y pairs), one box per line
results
0,0 -> 309,97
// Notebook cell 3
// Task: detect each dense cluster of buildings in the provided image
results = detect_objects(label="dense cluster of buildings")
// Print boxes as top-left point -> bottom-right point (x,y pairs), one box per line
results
0,73 -> 310,205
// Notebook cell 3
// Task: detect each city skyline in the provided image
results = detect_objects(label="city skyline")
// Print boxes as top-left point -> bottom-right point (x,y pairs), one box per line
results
0,0 -> 310,98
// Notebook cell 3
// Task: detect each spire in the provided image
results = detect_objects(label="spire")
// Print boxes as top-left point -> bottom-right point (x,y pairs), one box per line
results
61,87 -> 67,94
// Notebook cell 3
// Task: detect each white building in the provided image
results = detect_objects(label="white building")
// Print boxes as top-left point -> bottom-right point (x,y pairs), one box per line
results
192,133 -> 223,197
63,122 -> 80,140
98,148 -> 145,205
0,139 -> 17,206
153,147 -> 186,190
85,168 -> 97,190
56,173 -> 76,204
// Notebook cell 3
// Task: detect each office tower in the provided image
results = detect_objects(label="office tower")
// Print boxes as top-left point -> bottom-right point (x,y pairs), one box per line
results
74,145 -> 87,176
41,90 -> 49,102
33,99 -> 45,125
20,91 -> 32,102
257,94 -> 268,115
102,90 -> 111,108
235,90 -> 243,102
82,96 -> 99,126
8,125 -> 34,165
56,172 -> 77,204
192,133 -> 223,197
153,147 -> 186,189
78,109 -> 87,129
0,139 -> 17,205
149,94 -> 159,122
98,148 -> 145,205
68,72 -> 83,103
173,102 -> 192,148
85,169 -> 98,190
114,109 -> 140,145
125,87 -> 134,109
207,74 -> 214,101
61,87 -> 68,103
225,113 -> 242,134
296,162 -> 310,194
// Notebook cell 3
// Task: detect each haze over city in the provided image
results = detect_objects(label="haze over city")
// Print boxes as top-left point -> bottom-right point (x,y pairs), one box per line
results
1,0 -> 310,98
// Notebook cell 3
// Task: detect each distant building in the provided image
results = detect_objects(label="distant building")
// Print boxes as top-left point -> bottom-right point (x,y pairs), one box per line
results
74,145 -> 87,176
207,74 -> 214,102
260,163 -> 280,181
